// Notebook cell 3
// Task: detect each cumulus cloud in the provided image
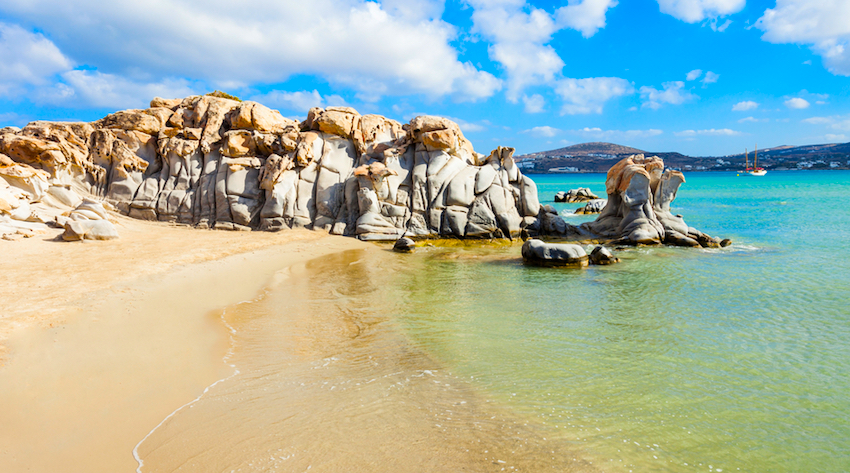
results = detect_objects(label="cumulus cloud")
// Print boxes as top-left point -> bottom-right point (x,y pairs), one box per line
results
785,97 -> 810,109
825,133 -> 847,142
570,127 -> 663,139
639,81 -> 696,109
34,70 -> 198,109
556,0 -> 620,38
522,94 -> 546,113
686,69 -> 703,81
674,128 -> 742,136
757,0 -> 850,76
468,0 -> 617,101
0,22 -> 72,97
701,71 -> 719,85
523,126 -> 562,137
732,100 -> 758,111
656,0 -> 745,23
554,77 -> 633,115
1,0 -> 500,101
249,89 -> 348,112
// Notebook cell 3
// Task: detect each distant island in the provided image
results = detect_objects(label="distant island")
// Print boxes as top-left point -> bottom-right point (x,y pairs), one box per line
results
515,141 -> 850,173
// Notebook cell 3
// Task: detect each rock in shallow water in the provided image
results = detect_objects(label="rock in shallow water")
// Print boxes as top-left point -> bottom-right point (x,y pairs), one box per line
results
521,239 -> 588,267
393,237 -> 415,253
589,245 -> 620,265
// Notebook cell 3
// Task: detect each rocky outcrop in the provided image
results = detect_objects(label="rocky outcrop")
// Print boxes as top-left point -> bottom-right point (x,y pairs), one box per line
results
554,187 -> 598,203
562,154 -> 725,247
0,97 -> 724,248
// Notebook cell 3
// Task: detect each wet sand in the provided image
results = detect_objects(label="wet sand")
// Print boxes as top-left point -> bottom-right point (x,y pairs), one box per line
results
0,215 -> 370,472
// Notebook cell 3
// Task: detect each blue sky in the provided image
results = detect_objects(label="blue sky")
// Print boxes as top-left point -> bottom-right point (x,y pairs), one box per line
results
1,0 -> 848,156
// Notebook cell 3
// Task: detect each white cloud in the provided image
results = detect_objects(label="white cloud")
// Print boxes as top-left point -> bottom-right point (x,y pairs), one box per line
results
757,0 -> 850,76
639,81 -> 697,109
657,0 -> 745,23
34,70 -> 197,109
554,77 -> 633,115
732,100 -> 759,111
686,69 -> 703,81
825,133 -> 847,142
738,116 -> 767,123
441,116 -> 487,133
711,18 -> 732,32
556,0 -> 620,38
802,115 -> 850,132
0,22 -> 72,97
701,71 -> 719,85
570,127 -> 663,139
251,89 -> 323,112
523,126 -> 562,137
1,0 -> 500,101
675,128 -> 742,137
785,97 -> 810,109
468,0 -> 617,101
522,94 -> 546,113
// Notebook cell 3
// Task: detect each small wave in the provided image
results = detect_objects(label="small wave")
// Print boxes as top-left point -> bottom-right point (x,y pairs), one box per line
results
133,297 -> 257,472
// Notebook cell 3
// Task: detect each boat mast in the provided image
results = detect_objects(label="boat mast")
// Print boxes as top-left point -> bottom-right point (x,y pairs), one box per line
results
755,143 -> 758,169
745,148 -> 749,169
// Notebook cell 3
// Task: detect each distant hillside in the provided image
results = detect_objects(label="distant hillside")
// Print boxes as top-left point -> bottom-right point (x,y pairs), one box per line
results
515,141 -> 850,173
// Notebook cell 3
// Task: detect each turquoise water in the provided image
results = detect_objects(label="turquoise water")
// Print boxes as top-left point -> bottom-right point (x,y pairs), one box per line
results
391,171 -> 850,472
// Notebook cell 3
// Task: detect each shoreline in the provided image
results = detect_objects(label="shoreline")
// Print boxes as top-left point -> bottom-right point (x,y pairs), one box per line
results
0,217 -> 370,472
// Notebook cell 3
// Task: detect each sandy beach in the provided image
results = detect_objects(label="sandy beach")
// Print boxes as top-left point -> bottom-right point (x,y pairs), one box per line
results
0,214 -> 596,473
0,214 -> 370,472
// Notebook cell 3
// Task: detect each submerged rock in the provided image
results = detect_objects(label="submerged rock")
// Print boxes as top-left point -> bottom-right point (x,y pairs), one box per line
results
521,239 -> 588,267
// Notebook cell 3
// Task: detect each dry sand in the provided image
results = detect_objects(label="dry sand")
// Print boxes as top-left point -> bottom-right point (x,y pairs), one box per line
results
0,214 -> 370,472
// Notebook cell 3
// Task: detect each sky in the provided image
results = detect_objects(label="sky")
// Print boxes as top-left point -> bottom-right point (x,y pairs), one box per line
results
1,0 -> 849,156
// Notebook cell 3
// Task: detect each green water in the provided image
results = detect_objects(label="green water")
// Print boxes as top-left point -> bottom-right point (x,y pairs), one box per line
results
390,171 -> 850,472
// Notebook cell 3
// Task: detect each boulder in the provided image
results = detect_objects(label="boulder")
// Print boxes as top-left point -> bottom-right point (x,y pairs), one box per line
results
521,239 -> 589,267
589,245 -> 620,265
574,199 -> 607,215
393,237 -> 415,253
555,187 -> 599,203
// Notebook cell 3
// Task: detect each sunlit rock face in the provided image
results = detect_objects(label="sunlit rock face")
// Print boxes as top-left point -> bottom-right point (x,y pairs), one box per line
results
0,96 -> 540,241
0,98 -> 722,247
570,154 -> 724,247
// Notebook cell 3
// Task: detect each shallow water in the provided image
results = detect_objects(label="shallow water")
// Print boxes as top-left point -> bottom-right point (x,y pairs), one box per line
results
390,170 -> 850,472
139,170 -> 850,472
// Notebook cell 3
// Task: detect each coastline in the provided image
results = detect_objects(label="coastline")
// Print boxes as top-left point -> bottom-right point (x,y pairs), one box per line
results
0,217 -> 370,472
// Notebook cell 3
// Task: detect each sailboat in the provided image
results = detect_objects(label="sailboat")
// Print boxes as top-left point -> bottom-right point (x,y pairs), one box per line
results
741,145 -> 767,176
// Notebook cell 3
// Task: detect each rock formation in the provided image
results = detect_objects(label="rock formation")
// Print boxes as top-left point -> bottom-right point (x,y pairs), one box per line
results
554,187 -> 598,203
574,198 -> 606,215
0,95 -> 725,248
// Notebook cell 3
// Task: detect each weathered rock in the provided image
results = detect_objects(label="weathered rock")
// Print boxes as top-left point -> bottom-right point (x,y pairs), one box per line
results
60,199 -> 119,241
521,239 -> 589,267
555,187 -> 599,203
575,199 -> 607,215
589,245 -> 620,265
0,97 -> 727,251
393,237 -> 415,253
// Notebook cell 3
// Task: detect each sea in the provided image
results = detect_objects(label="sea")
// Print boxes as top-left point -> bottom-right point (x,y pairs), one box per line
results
137,170 -> 850,472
